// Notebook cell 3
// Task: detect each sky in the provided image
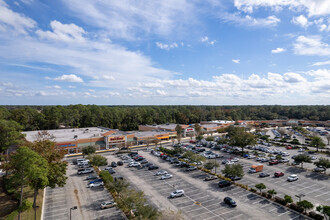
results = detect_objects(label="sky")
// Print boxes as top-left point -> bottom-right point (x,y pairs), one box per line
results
0,0 -> 330,105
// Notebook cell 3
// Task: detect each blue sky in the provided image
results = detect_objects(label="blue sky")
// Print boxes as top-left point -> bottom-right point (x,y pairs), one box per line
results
0,0 -> 329,105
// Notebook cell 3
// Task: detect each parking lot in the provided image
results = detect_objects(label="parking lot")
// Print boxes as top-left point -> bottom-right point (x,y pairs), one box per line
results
216,151 -> 330,206
43,162 -> 126,220
106,151 -> 306,220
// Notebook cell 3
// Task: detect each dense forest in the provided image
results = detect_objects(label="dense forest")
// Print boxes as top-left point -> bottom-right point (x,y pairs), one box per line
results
0,105 -> 329,131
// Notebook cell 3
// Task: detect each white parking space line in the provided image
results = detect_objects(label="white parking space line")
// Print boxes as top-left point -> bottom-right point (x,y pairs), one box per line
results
269,207 -> 278,212
261,202 -> 272,208
277,210 -> 289,216
305,187 -> 325,195
315,191 -> 329,197
227,213 -> 243,220
297,184 -> 317,191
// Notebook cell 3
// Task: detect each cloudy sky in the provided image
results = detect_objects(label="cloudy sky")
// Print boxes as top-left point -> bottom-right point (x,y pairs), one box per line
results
0,0 -> 329,105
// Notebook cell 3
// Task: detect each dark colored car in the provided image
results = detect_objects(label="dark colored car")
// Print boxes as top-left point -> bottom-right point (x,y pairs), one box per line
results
111,162 -> 117,167
314,166 -> 326,172
117,161 -> 123,166
140,159 -> 148,164
114,176 -> 124,181
224,197 -> 237,207
128,152 -> 138,157
274,172 -> 284,177
89,178 -> 102,185
148,165 -> 159,170
269,160 -> 279,165
308,151 -> 316,154
259,173 -> 270,178
186,166 -> 197,171
108,169 -> 116,174
180,162 -> 189,168
218,180 -> 232,188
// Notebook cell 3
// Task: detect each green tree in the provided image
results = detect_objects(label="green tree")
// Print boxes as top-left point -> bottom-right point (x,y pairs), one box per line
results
206,136 -> 214,141
89,154 -> 108,166
310,136 -> 326,152
204,160 -> 220,173
194,123 -> 202,136
294,154 -> 312,168
135,204 -> 160,220
267,189 -> 277,199
221,164 -> 244,180
297,200 -> 314,214
6,146 -> 46,220
82,145 -> 96,157
0,120 -> 25,157
255,183 -> 266,194
28,140 -> 67,189
276,154 -> 283,161
228,127 -> 256,155
314,158 -> 330,174
117,189 -> 146,213
316,205 -> 330,220
175,124 -> 182,143
291,139 -> 300,145
196,134 -> 204,141
284,195 -> 293,204
99,170 -> 114,184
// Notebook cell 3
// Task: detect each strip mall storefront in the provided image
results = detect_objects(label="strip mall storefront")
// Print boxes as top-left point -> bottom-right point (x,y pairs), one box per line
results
57,137 -> 106,154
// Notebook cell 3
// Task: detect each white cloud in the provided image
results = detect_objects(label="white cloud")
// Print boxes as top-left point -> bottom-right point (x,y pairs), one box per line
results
221,12 -> 280,28
155,42 -> 178,50
312,60 -> 330,66
53,74 -> 84,82
283,72 -> 306,83
54,85 -> 61,89
291,15 -> 310,28
36,20 -> 85,43
200,36 -> 216,45
271,47 -> 286,53
0,0 -> 36,34
68,85 -> 76,88
233,0 -> 330,16
232,59 -> 240,64
293,35 -> 330,56
62,0 -> 195,40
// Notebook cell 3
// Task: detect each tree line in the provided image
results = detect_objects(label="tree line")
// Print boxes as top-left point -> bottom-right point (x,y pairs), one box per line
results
0,105 -> 329,131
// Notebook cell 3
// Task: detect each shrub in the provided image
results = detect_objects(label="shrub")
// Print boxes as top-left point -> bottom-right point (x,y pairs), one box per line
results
274,196 -> 287,206
261,192 -> 267,197
284,195 -> 293,204
99,170 -> 114,183
290,203 -> 304,213
250,188 -> 257,193
308,211 -> 324,220
5,210 -> 19,220
19,199 -> 33,211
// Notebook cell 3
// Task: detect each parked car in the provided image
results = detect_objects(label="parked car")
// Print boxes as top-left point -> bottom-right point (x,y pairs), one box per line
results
104,166 -> 114,171
148,165 -> 159,170
204,176 -> 217,181
225,175 -> 241,181
155,170 -> 168,176
224,197 -> 237,207
88,178 -> 102,185
160,174 -> 173,180
77,168 -> 94,175
100,201 -> 116,209
186,166 -> 197,171
111,162 -> 117,167
218,180 -> 232,188
129,162 -> 141,167
279,158 -> 289,163
259,172 -> 270,178
108,169 -> 116,174
313,166 -> 326,172
85,175 -> 98,180
287,174 -> 298,182
89,181 -> 104,188
231,158 -> 239,162
274,172 -> 284,177
269,160 -> 279,165
117,161 -> 123,166
170,189 -> 184,198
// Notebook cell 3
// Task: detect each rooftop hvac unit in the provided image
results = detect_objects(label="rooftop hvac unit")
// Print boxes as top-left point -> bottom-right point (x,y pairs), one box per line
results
72,130 -> 75,132
74,135 -> 78,139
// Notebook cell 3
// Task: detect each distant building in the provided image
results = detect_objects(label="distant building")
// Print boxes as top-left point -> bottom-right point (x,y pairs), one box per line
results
138,123 -> 194,137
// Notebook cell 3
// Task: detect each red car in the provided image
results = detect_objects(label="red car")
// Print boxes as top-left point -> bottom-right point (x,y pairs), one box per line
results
269,160 -> 279,165
286,146 -> 293,150
274,172 -> 284,177
190,140 -> 196,143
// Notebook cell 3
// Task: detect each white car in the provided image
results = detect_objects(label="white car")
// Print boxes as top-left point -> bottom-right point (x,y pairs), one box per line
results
261,158 -> 269,162
287,174 -> 298,182
128,162 -> 141,167
231,158 -> 239,162
89,181 -> 104,188
160,174 -> 173,180
225,161 -> 234,165
155,170 -> 168,176
282,152 -> 290,156
170,189 -> 184,198
311,156 -> 317,160
100,201 -> 117,209
280,158 -> 289,163
298,148 -> 305,152
248,155 -> 256,159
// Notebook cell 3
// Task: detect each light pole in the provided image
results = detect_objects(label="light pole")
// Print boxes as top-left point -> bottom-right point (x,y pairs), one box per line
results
295,194 -> 305,220
70,206 -> 77,220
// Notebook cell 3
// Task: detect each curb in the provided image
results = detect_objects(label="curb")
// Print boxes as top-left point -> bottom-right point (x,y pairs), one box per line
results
40,188 -> 46,220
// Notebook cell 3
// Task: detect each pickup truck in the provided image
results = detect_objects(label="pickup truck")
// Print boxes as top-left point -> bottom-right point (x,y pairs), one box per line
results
77,168 -> 94,175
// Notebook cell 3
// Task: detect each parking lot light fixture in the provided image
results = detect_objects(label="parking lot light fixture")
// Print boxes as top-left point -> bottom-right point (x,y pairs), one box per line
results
70,206 -> 77,220
295,194 -> 305,220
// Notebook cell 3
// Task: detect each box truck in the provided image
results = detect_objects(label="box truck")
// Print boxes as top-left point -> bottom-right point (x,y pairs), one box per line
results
248,164 -> 263,173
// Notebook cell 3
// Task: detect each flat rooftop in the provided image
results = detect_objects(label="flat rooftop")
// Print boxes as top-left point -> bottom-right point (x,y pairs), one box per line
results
130,130 -> 170,138
23,127 -> 110,143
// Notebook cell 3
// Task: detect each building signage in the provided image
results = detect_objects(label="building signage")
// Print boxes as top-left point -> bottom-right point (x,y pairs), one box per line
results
108,136 -> 125,142
186,128 -> 194,131
57,143 -> 76,147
